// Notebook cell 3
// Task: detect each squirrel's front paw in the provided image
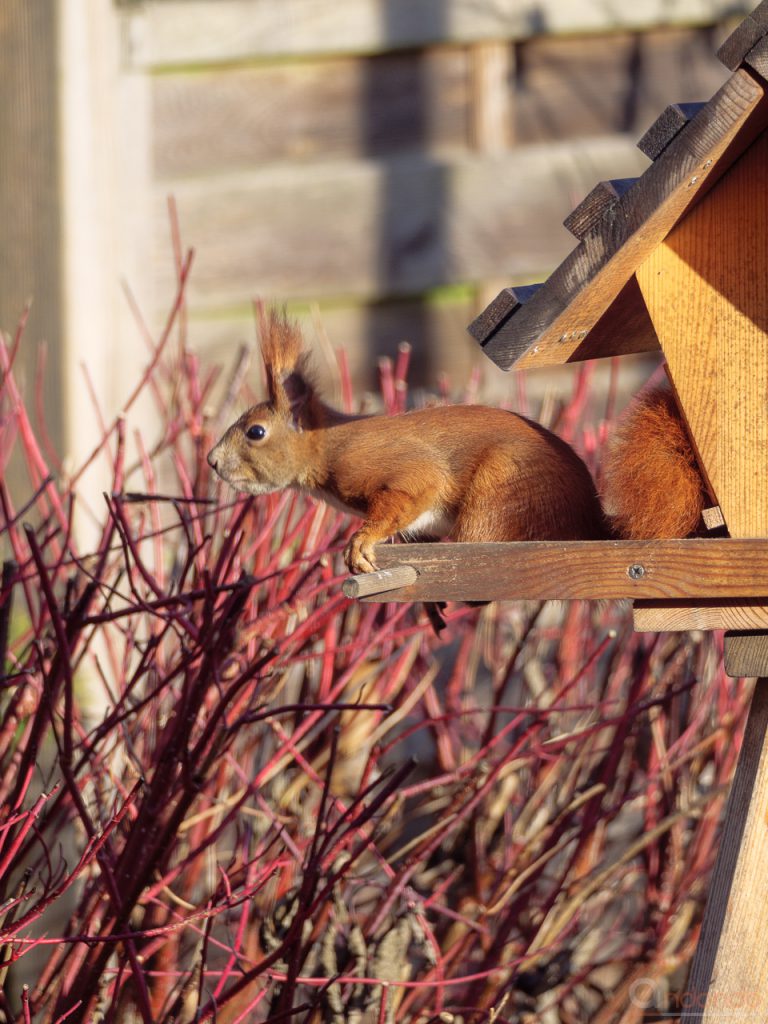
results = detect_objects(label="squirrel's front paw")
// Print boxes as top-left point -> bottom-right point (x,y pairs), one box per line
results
344,533 -> 379,574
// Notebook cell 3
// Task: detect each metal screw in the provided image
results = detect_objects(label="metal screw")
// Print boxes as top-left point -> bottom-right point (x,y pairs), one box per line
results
628,563 -> 646,580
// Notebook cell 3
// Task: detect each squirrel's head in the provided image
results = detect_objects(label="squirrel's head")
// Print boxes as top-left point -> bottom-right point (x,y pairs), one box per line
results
207,308 -> 315,495
207,396 -> 311,495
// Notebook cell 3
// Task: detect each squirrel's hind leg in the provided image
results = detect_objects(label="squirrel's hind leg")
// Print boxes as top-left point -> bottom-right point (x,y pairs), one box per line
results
449,450 -> 532,543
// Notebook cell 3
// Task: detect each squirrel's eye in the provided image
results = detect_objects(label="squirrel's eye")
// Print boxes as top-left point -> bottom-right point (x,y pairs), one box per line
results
245,424 -> 266,441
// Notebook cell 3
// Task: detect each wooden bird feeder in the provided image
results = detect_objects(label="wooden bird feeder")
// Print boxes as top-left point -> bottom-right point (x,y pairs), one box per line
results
344,2 -> 768,663
344,3 -> 768,1018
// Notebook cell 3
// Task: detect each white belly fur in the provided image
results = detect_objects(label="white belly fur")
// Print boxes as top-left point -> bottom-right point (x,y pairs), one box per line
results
308,487 -> 453,539
403,507 -> 454,539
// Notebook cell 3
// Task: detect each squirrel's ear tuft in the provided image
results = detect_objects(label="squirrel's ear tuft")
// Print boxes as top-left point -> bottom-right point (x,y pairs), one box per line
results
255,302 -> 310,417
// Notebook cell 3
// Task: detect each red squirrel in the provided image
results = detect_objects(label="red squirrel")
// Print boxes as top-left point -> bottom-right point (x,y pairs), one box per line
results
206,311 -> 710,574
207,310 -> 607,573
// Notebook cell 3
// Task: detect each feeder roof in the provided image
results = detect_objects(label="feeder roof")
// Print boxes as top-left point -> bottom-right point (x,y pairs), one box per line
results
469,0 -> 768,371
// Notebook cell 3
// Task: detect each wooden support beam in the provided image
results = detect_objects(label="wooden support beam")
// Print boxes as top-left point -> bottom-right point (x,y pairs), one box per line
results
680,678 -> 768,1022
633,602 -> 768,633
136,0 -> 755,66
724,633 -> 768,677
348,539 -> 768,604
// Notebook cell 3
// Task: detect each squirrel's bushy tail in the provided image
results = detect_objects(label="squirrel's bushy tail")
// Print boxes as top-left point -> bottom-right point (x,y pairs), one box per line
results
601,385 -> 709,539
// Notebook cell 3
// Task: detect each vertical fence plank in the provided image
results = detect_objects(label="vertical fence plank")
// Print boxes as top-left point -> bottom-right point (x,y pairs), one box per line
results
0,0 -> 64,445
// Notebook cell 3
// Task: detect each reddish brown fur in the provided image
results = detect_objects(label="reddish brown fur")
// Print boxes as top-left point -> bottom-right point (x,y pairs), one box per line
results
601,385 -> 708,539
208,312 -> 606,573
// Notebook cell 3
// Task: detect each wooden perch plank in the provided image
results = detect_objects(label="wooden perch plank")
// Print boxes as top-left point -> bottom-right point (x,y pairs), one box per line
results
353,539 -> 768,604
637,101 -> 706,160
563,178 -> 636,240
342,565 -> 418,598
479,68 -> 766,371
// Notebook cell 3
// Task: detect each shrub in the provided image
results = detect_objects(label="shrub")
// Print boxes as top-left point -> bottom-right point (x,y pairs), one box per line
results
0,255 -> 749,1023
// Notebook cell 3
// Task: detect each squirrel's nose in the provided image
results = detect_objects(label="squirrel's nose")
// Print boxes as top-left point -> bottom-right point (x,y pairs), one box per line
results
207,449 -> 218,471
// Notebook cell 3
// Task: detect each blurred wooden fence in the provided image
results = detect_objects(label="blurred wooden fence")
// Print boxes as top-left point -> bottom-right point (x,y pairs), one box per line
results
0,0 -> 751,476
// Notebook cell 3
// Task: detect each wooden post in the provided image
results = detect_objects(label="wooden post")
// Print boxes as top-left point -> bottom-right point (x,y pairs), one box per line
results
0,0 -> 64,452
57,0 -> 153,488
0,0 -> 152,519
680,678 -> 768,1023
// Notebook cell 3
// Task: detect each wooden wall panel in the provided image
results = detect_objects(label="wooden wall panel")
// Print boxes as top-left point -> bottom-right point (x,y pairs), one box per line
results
515,27 -> 729,143
146,10 -> 744,400
152,49 -> 471,175
134,0 -> 752,65
152,28 -> 729,175
154,138 -> 649,307
0,0 -> 63,445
